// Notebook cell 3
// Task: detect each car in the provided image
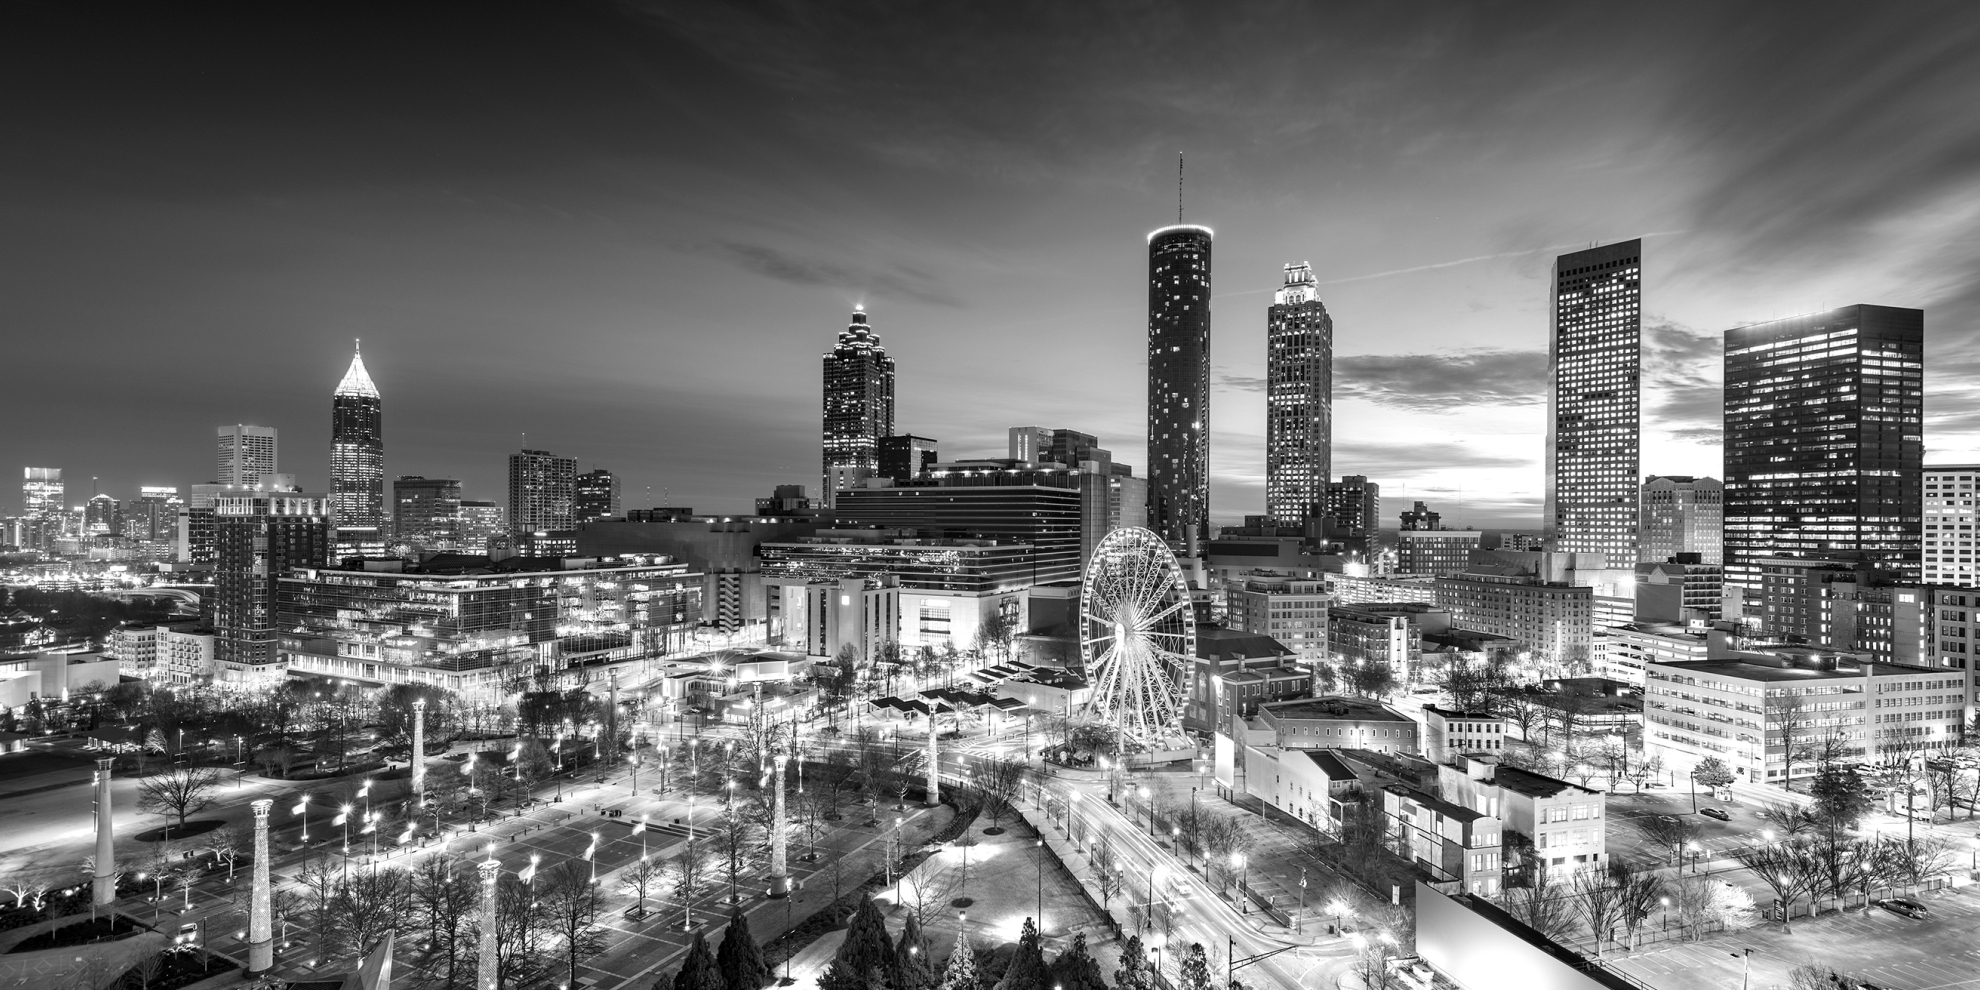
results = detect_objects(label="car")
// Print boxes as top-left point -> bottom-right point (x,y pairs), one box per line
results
1655,815 -> 1680,826
1700,807 -> 1731,821
175,922 -> 200,947
1875,897 -> 1929,919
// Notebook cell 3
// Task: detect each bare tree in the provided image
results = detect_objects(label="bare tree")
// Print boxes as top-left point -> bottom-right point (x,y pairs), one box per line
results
617,856 -> 663,920
716,803 -> 758,905
1756,803 -> 1819,838
1500,869 -> 1576,942
541,860 -> 607,990
1609,861 -> 1665,950
136,765 -> 222,836
1733,839 -> 1817,931
670,838 -> 708,930
327,864 -> 409,960
408,855 -> 479,988
1569,868 -> 1624,954
978,758 -> 1027,831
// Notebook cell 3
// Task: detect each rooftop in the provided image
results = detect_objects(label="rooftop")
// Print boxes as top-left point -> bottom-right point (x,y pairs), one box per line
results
1303,749 -> 1358,781
1493,765 -> 1594,799
1260,695 -> 1411,723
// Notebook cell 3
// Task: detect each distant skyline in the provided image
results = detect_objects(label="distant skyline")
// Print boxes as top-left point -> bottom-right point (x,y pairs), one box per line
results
5,4 -> 1979,529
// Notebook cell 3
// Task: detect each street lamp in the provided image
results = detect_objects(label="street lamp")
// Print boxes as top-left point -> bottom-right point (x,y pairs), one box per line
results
1327,898 -> 1352,935
1231,853 -> 1250,913
1137,786 -> 1153,835
1034,837 -> 1044,929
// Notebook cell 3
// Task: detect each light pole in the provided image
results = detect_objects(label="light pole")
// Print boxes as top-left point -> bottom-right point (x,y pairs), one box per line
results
1732,948 -> 1753,990
1034,837 -> 1044,931
1137,786 -> 1153,836
1297,868 -> 1308,934
1232,853 -> 1249,913
293,793 -> 311,843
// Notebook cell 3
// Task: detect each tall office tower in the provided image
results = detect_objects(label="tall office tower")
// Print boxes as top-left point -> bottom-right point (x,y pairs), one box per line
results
217,425 -> 279,487
1147,223 -> 1213,546
1326,476 -> 1381,539
1265,262 -> 1334,526
1638,475 -> 1723,564
211,490 -> 331,675
1400,501 -> 1441,532
1924,465 -> 1980,587
878,435 -> 939,483
821,306 -> 896,506
1724,305 -> 1924,590
84,494 -> 121,535
1543,239 -> 1642,566
573,469 -> 621,524
1008,427 -> 1050,464
22,468 -> 62,519
330,345 -> 384,532
459,500 -> 505,552
128,487 -> 181,541
508,449 -> 577,534
393,476 -> 463,549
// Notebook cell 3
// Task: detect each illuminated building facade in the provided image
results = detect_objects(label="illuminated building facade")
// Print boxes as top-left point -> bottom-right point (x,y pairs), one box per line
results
330,345 -> 385,541
878,435 -> 938,484
1638,475 -> 1722,564
1265,262 -> 1333,526
1723,305 -> 1924,590
217,425 -> 278,488
574,468 -> 621,524
393,476 -> 462,549
1544,240 -> 1641,566
820,307 -> 896,506
22,467 -> 62,520
1327,475 -> 1380,540
212,491 -> 331,679
1923,465 -> 1980,588
1147,224 -> 1213,545
508,449 -> 577,535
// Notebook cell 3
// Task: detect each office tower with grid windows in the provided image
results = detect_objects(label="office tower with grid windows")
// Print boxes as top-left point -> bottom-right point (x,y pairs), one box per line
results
1924,466 -> 1980,587
1147,223 -> 1213,546
821,306 -> 896,506
508,449 -> 577,535
393,476 -> 463,549
1638,475 -> 1722,564
331,345 -> 384,539
22,468 -> 62,519
1543,240 -> 1641,566
217,425 -> 278,488
574,468 -> 621,524
1265,262 -> 1333,526
1723,305 -> 1924,590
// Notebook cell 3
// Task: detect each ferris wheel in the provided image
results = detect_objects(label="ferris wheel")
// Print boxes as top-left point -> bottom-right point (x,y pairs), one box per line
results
1079,527 -> 1195,750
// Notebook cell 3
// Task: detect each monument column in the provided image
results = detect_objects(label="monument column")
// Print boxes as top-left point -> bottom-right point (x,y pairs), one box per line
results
91,757 -> 116,905
768,745 -> 789,897
925,713 -> 941,806
478,858 -> 501,990
246,799 -> 274,973
411,699 -> 427,804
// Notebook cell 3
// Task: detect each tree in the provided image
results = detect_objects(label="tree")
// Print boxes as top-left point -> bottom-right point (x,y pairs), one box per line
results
937,928 -> 978,990
619,855 -> 663,920
136,765 -> 222,835
495,875 -> 551,990
407,856 -> 478,989
717,909 -> 773,990
1501,870 -> 1576,942
717,803 -> 758,904
1343,661 -> 1397,700
819,895 -> 895,990
1569,867 -> 1624,954
1609,860 -> 1665,950
1046,931 -> 1106,990
1757,802 -> 1820,838
328,864 -> 409,960
979,758 -> 1027,831
674,931 -> 725,990
293,854 -> 339,957
993,917 -> 1048,990
1732,839 -> 1816,932
542,860 -> 607,990
672,838 -> 708,931
1672,874 -> 1756,936
1691,757 -> 1735,792
1113,935 -> 1153,990
1174,942 -> 1214,990
1810,766 -> 1873,830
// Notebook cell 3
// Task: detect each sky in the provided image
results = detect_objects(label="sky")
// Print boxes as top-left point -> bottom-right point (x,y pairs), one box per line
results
5,2 -> 1980,530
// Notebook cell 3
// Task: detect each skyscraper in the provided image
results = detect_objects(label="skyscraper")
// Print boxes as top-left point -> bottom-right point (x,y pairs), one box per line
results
211,489 -> 331,676
1923,465 -> 1980,587
393,476 -> 463,549
878,435 -> 939,483
508,449 -> 577,534
1326,475 -> 1380,540
1723,304 -> 1924,589
330,344 -> 384,534
1544,239 -> 1641,566
217,425 -> 278,487
1265,262 -> 1333,525
574,468 -> 621,524
1146,223 -> 1213,545
22,468 -> 62,518
1638,475 -> 1723,564
821,306 -> 896,506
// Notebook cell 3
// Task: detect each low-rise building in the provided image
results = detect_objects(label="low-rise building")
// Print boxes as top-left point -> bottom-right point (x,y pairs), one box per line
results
1397,530 -> 1484,578
1329,602 -> 1450,686
1224,572 -> 1330,661
1435,567 -> 1593,667
1330,574 -> 1437,606
1636,555 -> 1724,625
1421,705 -> 1508,763
1438,754 -> 1606,877
1382,784 -> 1503,897
1185,625 -> 1306,734
1254,695 -> 1419,754
1242,746 -> 1362,832
106,621 -> 216,685
1604,622 -> 1710,685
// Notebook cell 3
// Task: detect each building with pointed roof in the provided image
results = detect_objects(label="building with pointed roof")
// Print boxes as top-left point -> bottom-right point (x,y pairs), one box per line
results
331,343 -> 384,553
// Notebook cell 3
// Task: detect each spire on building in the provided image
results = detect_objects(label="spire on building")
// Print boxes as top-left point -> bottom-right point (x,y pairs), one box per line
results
336,341 -> 380,398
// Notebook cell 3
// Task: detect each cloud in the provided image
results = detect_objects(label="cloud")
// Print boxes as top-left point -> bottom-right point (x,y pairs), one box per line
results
1335,440 -> 1531,472
1335,350 -> 1548,413
1217,373 -> 1270,393
1642,318 -> 1722,444
713,241 -> 964,307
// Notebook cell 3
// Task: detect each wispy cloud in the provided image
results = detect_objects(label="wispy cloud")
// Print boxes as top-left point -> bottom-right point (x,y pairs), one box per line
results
713,241 -> 963,307
1335,350 -> 1548,413
1643,318 -> 1722,445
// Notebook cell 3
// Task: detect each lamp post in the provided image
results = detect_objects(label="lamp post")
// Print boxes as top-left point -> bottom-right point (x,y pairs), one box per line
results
1231,853 -> 1249,913
1034,837 -> 1044,931
1733,948 -> 1754,990
1137,786 -> 1153,836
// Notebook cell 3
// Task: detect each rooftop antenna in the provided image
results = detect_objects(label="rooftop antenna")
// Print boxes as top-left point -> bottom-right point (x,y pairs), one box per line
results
1177,152 -> 1184,224
354,337 -> 361,353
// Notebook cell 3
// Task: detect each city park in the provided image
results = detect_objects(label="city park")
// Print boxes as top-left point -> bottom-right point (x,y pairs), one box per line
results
0,528 -> 1367,990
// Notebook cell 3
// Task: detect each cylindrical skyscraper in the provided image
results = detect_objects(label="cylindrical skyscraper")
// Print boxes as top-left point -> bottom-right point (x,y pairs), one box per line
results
1146,224 -> 1213,546
1265,262 -> 1333,526
331,342 -> 384,544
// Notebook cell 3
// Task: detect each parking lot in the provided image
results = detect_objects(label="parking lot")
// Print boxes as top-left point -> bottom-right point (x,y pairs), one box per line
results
1605,883 -> 1980,990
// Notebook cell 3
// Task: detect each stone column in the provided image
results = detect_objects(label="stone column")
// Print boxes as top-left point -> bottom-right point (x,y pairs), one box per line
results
91,758 -> 115,905
925,714 -> 941,806
246,799 -> 273,974
411,699 -> 427,804
768,746 -> 789,897
477,858 -> 500,990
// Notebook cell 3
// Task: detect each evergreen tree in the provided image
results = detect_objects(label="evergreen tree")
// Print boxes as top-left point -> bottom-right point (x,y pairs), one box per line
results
936,929 -> 977,990
892,912 -> 935,990
1113,935 -> 1153,990
1811,766 -> 1873,829
717,910 -> 774,990
1175,943 -> 1213,990
993,918 -> 1046,990
675,932 -> 725,990
820,895 -> 897,990
1045,932 -> 1106,990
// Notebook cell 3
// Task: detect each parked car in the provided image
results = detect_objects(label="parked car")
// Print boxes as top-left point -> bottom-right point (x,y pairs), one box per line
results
176,922 -> 200,947
1875,897 -> 1929,919
1656,815 -> 1680,826
1700,807 -> 1732,821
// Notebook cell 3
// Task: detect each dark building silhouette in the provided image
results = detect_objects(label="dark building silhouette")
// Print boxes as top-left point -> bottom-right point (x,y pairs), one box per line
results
393,476 -> 462,549
330,345 -> 384,535
1401,500 -> 1442,531
1723,304 -> 1924,589
878,435 -> 939,484
1327,475 -> 1381,539
821,306 -> 896,506
1544,240 -> 1641,565
1147,223 -> 1214,545
212,490 -> 330,675
574,468 -> 621,524
1266,262 -> 1333,525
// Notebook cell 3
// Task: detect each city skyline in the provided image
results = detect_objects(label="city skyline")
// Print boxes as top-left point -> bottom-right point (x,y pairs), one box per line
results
6,5 -> 1980,529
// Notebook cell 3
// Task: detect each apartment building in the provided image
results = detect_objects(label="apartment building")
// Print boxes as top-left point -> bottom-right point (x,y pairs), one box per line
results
1438,754 -> 1605,877
1422,705 -> 1508,763
1225,572 -> 1331,661
1383,785 -> 1503,897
